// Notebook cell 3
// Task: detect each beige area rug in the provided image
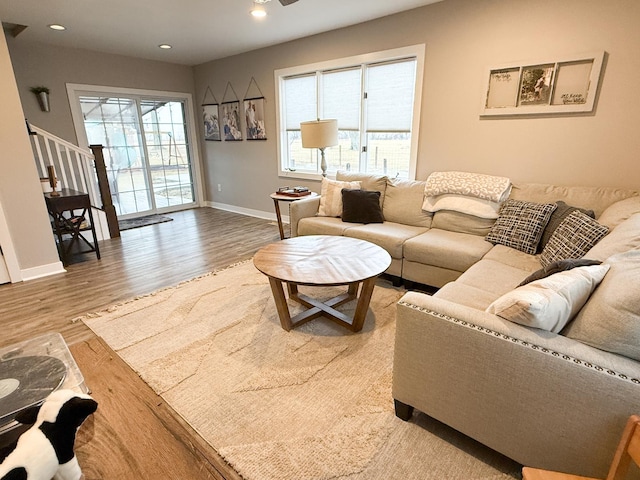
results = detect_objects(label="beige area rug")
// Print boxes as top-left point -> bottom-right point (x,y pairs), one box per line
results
81,260 -> 521,480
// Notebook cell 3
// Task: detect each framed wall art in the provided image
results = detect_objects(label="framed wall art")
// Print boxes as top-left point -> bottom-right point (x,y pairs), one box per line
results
221,101 -> 242,141
244,97 -> 266,140
203,103 -> 221,141
480,51 -> 605,116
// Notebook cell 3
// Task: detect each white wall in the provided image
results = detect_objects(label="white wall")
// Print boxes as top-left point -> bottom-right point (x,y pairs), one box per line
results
194,0 -> 640,215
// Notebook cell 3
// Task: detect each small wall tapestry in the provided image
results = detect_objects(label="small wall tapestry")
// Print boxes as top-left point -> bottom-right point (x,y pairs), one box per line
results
244,97 -> 266,140
221,82 -> 242,141
202,86 -> 221,141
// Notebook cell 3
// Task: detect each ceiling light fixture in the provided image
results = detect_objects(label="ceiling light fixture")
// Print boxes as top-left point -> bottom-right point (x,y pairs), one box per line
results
158,44 -> 172,49
251,0 -> 270,18
48,24 -> 66,31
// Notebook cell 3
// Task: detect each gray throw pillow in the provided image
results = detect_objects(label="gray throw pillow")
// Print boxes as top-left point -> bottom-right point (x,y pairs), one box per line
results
538,201 -> 595,252
485,199 -> 557,255
341,189 -> 384,224
540,211 -> 609,268
519,258 -> 602,286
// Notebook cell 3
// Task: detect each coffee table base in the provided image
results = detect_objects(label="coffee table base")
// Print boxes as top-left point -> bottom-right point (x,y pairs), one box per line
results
267,277 -> 379,332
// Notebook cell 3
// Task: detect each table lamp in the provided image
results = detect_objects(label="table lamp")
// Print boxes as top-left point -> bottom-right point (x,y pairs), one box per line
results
300,119 -> 338,177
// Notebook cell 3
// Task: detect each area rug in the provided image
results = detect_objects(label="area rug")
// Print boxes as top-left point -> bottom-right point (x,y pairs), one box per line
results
118,214 -> 173,231
81,260 -> 521,480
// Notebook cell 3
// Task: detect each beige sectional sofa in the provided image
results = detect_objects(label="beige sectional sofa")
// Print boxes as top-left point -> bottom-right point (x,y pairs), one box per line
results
290,171 -> 640,478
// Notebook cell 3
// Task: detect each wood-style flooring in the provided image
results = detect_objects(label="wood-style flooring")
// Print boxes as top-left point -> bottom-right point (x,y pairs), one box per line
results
0,207 -> 282,479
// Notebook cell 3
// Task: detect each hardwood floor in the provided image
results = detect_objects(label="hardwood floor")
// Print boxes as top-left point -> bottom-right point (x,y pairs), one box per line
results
0,207 -> 282,479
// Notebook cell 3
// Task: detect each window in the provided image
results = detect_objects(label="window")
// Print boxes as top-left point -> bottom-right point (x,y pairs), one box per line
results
275,45 -> 424,180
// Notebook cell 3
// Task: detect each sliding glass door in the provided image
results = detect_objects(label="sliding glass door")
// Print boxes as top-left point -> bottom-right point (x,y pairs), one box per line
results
77,93 -> 196,218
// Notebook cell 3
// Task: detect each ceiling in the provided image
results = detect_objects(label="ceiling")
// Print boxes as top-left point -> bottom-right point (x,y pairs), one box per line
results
0,0 -> 443,66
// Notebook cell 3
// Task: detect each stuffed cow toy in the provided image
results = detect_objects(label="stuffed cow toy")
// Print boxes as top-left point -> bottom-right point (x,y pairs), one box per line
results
0,389 -> 98,480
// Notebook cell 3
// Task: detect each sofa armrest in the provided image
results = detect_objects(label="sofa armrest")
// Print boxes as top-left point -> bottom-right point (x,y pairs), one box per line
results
393,291 -> 640,477
289,196 -> 320,237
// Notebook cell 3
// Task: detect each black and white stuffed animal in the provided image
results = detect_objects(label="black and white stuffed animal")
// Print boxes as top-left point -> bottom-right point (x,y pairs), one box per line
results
0,389 -> 97,480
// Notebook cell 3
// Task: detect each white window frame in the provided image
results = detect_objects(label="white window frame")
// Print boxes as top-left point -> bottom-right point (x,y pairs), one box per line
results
66,83 -> 205,209
274,44 -> 425,181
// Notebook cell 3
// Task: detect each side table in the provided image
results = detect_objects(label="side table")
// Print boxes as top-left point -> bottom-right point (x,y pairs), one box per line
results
270,192 -> 319,240
45,189 -> 101,266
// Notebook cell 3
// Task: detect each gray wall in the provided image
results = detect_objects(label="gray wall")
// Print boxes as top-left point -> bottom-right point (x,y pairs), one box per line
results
8,38 -> 197,145
195,0 -> 640,214
0,19 -> 60,275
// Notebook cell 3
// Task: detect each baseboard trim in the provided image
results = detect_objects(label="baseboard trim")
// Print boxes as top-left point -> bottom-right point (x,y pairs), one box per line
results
21,261 -> 66,281
204,201 -> 287,224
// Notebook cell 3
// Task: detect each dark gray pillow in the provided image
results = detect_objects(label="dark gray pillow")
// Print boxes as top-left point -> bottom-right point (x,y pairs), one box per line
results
519,258 -> 602,286
540,210 -> 609,268
485,199 -> 557,255
341,189 -> 384,224
538,201 -> 595,252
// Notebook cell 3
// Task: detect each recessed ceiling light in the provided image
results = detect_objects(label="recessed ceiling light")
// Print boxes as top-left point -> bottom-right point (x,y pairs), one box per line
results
251,6 -> 267,17
48,24 -> 66,31
158,44 -> 172,49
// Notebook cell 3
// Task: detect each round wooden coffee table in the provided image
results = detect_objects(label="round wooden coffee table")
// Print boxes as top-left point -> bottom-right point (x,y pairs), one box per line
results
253,235 -> 392,332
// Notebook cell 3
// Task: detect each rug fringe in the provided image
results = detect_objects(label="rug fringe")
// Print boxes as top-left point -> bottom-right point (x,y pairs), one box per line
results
71,259 -> 255,324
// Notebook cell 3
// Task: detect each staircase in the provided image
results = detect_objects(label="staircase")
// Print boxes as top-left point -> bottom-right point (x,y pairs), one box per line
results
28,123 -> 119,240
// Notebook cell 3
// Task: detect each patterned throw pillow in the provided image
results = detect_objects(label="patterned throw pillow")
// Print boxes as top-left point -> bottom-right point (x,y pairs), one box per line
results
538,201 -> 595,252
540,210 -> 609,268
485,199 -> 557,255
317,178 -> 361,217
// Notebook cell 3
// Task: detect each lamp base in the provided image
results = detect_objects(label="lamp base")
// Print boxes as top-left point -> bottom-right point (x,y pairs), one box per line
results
320,148 -> 327,177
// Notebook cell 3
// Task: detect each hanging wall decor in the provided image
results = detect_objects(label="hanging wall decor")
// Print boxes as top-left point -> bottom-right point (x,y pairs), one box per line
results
480,51 -> 605,116
221,82 -> 242,141
243,77 -> 267,140
202,86 -> 221,141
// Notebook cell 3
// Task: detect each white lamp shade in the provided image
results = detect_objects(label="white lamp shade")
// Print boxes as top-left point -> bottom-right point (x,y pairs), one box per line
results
300,119 -> 338,149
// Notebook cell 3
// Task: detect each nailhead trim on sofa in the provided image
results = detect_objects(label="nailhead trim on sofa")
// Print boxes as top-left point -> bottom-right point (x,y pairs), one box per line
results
398,301 -> 640,385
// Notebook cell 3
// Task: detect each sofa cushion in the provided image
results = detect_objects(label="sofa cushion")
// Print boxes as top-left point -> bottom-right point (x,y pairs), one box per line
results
341,189 -> 384,224
585,213 -> 640,262
343,222 -> 427,259
298,216 -> 359,236
431,210 -> 496,236
519,258 -> 602,286
596,196 -> 640,230
382,178 -> 432,228
509,183 -> 638,218
563,249 -> 640,361
318,177 -> 361,217
540,211 -> 609,268
404,229 -> 493,272
336,171 -> 387,205
486,199 -> 556,254
486,264 -> 610,333
455,258 -> 534,297
483,244 -> 543,272
434,282 -> 499,311
538,201 -> 595,251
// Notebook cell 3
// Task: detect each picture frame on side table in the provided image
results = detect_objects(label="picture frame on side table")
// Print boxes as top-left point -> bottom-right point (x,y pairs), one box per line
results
480,51 -> 605,116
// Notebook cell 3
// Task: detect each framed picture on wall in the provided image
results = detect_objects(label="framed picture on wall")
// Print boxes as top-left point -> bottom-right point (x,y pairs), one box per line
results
221,101 -> 243,141
202,104 -> 221,141
480,51 -> 605,116
244,97 -> 266,140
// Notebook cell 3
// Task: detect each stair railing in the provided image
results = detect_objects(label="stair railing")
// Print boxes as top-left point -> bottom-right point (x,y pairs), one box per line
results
28,124 -> 120,238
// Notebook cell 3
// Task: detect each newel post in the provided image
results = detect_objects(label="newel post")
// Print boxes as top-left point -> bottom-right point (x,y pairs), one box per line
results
89,144 -> 120,238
